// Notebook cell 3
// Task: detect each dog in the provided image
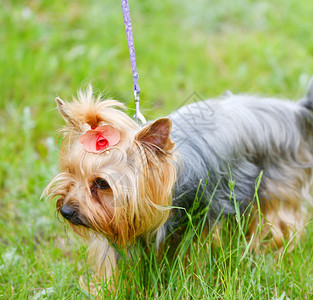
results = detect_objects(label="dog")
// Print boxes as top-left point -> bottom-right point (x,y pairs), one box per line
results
44,83 -> 313,287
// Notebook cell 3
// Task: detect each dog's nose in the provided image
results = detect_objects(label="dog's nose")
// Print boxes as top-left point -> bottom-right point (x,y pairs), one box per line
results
60,204 -> 75,219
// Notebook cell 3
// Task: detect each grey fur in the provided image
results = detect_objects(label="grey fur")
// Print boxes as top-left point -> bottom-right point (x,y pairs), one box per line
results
161,87 -> 313,238
299,76 -> 313,110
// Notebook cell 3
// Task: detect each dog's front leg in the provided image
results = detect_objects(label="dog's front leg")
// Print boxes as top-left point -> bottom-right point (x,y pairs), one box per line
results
84,237 -> 119,294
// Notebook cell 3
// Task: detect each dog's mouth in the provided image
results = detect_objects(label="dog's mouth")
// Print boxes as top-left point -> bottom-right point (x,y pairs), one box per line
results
59,204 -> 88,227
68,216 -> 88,227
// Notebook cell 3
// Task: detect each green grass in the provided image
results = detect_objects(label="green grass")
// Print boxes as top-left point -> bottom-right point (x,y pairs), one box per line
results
1,0 -> 313,298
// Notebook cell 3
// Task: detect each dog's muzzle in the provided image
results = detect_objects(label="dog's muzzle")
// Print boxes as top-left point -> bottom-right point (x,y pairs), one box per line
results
60,204 -> 86,227
60,204 -> 75,218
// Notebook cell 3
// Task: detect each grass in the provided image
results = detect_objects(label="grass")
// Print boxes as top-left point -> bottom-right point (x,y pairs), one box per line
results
1,0 -> 313,298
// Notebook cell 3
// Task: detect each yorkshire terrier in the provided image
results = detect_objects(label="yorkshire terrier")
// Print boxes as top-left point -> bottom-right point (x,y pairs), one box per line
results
44,83 -> 313,287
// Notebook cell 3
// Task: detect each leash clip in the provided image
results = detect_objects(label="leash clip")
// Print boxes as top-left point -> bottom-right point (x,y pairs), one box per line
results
133,90 -> 146,126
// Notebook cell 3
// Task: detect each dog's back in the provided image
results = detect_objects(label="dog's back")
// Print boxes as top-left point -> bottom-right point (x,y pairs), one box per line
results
169,89 -> 313,247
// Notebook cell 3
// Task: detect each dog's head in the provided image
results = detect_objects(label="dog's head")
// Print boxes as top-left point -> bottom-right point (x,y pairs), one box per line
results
44,86 -> 176,247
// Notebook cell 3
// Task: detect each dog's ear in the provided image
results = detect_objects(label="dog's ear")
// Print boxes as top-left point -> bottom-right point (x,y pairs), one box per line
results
56,97 -> 77,126
136,118 -> 174,152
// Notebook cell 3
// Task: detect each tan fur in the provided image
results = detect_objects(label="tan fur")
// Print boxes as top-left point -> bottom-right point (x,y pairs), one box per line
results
44,86 -> 177,284
44,86 -> 313,291
248,147 -> 313,250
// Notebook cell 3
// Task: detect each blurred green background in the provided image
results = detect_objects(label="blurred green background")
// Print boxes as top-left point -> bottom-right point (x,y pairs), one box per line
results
1,0 -> 313,298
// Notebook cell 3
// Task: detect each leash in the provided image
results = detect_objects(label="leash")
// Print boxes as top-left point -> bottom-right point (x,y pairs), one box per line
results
121,0 -> 147,126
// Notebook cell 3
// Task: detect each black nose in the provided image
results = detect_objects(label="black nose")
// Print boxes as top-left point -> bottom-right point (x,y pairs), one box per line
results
60,204 -> 75,219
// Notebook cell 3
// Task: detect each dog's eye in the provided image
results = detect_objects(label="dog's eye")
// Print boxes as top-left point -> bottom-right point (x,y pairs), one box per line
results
94,178 -> 110,190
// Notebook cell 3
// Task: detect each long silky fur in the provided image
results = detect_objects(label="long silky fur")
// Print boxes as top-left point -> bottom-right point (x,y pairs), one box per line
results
165,92 -> 313,247
44,83 -> 313,284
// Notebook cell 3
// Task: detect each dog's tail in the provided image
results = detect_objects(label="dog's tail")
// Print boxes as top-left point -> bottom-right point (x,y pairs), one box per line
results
299,77 -> 313,110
